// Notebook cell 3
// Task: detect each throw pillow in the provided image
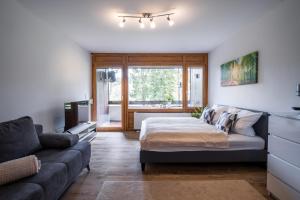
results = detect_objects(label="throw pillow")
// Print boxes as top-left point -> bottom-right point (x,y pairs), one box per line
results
0,155 -> 41,186
200,107 -> 215,124
215,111 -> 237,133
211,104 -> 229,124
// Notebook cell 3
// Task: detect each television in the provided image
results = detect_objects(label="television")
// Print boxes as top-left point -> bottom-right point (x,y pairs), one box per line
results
64,100 -> 90,131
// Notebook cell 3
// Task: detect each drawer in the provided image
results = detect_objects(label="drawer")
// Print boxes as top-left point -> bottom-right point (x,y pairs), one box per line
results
268,154 -> 300,192
268,135 -> 300,168
267,173 -> 300,200
269,116 -> 300,143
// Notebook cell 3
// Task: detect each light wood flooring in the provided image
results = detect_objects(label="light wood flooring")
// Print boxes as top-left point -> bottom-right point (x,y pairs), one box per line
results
61,132 -> 270,200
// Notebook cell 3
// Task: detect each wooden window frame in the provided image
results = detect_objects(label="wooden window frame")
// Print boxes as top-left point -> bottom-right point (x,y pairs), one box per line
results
92,53 -> 208,131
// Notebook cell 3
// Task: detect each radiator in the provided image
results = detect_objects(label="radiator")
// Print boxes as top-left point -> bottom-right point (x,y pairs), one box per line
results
134,112 -> 191,130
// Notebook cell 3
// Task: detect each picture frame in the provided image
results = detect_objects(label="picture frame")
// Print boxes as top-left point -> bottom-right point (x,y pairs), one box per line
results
221,51 -> 258,86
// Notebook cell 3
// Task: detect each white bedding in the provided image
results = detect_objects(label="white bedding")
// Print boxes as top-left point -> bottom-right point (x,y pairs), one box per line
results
139,117 -> 265,152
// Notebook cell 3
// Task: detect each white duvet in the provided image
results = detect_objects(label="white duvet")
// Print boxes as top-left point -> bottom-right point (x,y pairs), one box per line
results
140,117 -> 229,150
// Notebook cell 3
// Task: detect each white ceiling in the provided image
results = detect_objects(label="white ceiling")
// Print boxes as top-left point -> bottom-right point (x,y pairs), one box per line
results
18,0 -> 282,53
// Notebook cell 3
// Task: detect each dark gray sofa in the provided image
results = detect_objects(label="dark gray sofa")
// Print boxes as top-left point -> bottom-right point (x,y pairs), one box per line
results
0,116 -> 91,200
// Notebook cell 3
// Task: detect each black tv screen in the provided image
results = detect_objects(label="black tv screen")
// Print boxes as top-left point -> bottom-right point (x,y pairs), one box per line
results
64,100 -> 89,131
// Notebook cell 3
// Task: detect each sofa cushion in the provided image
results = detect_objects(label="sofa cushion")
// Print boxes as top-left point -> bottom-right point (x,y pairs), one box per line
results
22,163 -> 67,200
0,116 -> 41,162
35,149 -> 83,182
39,133 -> 79,149
68,141 -> 91,169
0,182 -> 44,200
34,124 -> 43,136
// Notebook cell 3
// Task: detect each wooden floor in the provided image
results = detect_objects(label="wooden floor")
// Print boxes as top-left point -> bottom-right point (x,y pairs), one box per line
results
61,132 -> 270,200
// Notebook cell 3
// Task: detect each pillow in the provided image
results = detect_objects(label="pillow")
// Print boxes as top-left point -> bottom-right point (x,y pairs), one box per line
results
0,116 -> 41,163
231,110 -> 262,136
0,155 -> 41,186
211,104 -> 228,124
227,106 -> 241,114
215,111 -> 237,133
200,107 -> 215,124
39,133 -> 79,149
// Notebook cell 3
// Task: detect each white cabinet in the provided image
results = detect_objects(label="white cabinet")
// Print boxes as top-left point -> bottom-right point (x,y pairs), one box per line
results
268,114 -> 300,200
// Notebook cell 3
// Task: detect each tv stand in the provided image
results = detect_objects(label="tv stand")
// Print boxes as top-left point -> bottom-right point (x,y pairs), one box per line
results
65,122 -> 96,142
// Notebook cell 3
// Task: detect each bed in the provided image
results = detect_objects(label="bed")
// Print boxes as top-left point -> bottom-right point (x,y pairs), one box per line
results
139,108 -> 269,171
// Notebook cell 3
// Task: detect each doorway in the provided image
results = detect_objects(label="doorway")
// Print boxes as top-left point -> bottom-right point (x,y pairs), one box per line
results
95,67 -> 123,130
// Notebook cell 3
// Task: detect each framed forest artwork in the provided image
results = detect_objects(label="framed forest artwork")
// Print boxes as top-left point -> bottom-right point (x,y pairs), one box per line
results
221,51 -> 258,86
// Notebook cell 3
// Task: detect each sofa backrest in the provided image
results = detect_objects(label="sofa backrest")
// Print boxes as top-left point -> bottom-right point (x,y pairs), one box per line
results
0,116 -> 41,163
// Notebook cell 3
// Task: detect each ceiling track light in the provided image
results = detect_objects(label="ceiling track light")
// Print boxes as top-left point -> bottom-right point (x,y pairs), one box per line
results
119,17 -> 126,28
139,18 -> 145,29
150,18 -> 156,29
167,15 -> 174,26
118,12 -> 175,29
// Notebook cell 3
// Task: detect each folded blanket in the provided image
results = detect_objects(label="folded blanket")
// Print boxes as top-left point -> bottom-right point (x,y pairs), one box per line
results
0,155 -> 41,185
140,117 -> 229,150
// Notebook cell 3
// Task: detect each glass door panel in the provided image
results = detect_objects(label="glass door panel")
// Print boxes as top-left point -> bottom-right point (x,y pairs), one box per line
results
96,67 -> 122,128
187,67 -> 203,107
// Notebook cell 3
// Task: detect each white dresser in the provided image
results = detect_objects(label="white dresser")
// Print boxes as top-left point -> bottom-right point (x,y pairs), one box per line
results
268,113 -> 300,200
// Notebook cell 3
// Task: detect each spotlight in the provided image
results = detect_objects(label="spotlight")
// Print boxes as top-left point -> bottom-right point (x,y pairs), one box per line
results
119,18 -> 126,28
139,18 -> 145,29
167,15 -> 174,26
150,18 -> 156,29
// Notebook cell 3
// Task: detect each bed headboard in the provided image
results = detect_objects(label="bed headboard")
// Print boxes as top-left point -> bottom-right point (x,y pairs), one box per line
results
252,111 -> 269,145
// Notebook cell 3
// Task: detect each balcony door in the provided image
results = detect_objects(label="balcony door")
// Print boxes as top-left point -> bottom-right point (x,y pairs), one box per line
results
95,67 -> 123,130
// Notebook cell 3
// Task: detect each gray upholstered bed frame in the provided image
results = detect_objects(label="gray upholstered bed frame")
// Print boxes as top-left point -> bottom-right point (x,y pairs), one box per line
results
140,108 -> 269,171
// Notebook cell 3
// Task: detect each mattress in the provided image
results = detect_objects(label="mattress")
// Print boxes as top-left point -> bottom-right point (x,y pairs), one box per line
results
141,133 -> 265,152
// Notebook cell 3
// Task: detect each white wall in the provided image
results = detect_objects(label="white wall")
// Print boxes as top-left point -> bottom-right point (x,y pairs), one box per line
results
0,0 -> 91,132
208,0 -> 300,112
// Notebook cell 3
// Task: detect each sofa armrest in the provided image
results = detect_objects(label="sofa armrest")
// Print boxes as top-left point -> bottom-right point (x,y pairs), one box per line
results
34,124 -> 43,136
38,133 -> 79,149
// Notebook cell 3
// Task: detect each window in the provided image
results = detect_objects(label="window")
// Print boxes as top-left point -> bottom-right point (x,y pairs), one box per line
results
128,66 -> 183,109
187,67 -> 203,107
